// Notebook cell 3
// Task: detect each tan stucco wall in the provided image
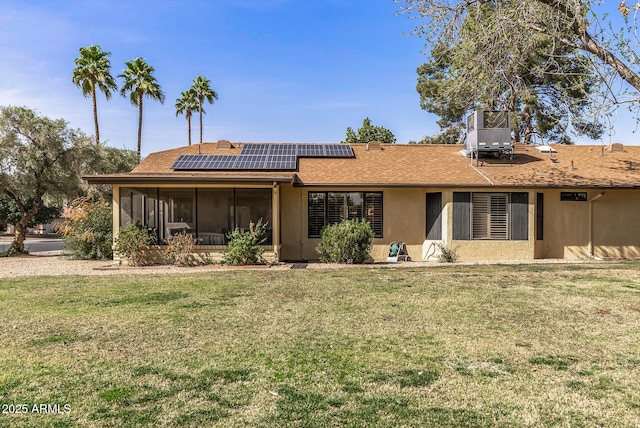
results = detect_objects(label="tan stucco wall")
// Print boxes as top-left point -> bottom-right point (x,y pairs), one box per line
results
111,184 -> 640,263
280,187 -> 446,262
535,189 -> 640,259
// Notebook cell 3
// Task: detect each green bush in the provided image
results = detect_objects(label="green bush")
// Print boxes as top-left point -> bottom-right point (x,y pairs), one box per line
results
56,197 -> 113,259
222,219 -> 268,265
114,223 -> 152,266
316,219 -> 373,264
165,231 -> 197,266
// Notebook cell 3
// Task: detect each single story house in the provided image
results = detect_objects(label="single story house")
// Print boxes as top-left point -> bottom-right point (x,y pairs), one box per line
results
85,140 -> 640,262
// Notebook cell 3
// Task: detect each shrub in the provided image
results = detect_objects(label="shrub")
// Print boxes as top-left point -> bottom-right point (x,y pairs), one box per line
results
165,231 -> 197,266
56,197 -> 113,259
437,242 -> 458,263
222,219 -> 268,265
316,219 -> 373,264
114,223 -> 152,266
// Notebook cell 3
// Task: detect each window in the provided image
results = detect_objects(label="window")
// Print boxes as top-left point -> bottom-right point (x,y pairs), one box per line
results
308,191 -> 383,238
560,192 -> 587,201
453,192 -> 528,240
119,187 -> 158,229
159,188 -> 196,239
472,193 -> 508,239
118,187 -> 273,245
197,189 -> 233,245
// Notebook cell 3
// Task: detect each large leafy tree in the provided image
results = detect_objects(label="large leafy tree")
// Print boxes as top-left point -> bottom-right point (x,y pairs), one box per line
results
415,30 -> 602,144
0,106 -> 94,255
71,45 -> 117,145
175,89 -> 199,146
84,144 -> 139,200
190,75 -> 218,144
397,1 -> 640,125
342,118 -> 397,144
119,58 -> 165,161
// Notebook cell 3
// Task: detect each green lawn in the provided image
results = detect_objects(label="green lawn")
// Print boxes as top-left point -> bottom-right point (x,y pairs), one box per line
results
1,263 -> 640,427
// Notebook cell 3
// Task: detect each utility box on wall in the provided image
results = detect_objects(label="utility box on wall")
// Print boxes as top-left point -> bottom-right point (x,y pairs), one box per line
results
466,110 -> 512,153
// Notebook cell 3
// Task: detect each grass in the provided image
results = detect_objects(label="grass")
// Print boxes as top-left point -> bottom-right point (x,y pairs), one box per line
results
0,263 -> 639,427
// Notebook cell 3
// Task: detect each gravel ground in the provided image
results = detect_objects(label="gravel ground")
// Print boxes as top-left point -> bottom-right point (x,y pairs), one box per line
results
0,255 -> 297,278
0,253 -> 597,279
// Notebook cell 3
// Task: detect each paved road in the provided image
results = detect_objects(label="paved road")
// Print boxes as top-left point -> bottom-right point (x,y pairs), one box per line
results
0,238 -> 64,254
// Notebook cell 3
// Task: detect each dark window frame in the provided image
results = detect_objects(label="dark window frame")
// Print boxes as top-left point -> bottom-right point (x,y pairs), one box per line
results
308,191 -> 383,238
560,192 -> 587,201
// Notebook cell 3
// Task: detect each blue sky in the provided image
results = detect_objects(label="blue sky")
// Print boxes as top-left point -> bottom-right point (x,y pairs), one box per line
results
0,0 -> 637,157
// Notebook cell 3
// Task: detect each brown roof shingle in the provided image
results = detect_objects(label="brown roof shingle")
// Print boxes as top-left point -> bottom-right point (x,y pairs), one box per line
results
86,142 -> 640,188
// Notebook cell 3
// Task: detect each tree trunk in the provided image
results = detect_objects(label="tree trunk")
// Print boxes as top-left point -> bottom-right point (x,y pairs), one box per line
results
8,196 -> 40,255
523,106 -> 533,144
137,90 -> 143,163
188,114 -> 192,146
92,80 -> 100,145
199,97 -> 203,144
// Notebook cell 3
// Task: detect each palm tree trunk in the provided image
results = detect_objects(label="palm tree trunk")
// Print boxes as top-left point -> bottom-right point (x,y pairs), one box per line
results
199,97 -> 203,144
92,84 -> 100,145
187,115 -> 192,146
137,91 -> 143,162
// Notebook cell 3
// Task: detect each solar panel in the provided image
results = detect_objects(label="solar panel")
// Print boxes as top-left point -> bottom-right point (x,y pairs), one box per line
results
172,155 -> 239,170
323,144 -> 354,158
234,155 -> 267,169
296,144 -> 325,157
240,143 -> 271,156
264,155 -> 296,170
270,144 -> 297,156
171,143 -> 354,171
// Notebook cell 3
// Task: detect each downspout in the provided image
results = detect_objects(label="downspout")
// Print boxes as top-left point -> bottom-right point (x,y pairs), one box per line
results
588,191 -> 605,260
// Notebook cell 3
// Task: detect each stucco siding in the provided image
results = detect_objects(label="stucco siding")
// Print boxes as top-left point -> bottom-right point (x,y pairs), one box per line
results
280,187 -> 438,262
592,190 -> 640,258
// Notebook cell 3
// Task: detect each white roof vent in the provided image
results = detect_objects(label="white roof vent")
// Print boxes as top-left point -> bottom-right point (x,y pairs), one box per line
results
534,145 -> 557,154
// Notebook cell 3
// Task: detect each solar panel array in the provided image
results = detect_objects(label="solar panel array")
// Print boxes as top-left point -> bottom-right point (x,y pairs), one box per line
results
171,143 -> 354,171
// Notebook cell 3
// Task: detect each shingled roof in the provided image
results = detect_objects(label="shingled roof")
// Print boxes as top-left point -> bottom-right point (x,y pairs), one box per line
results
84,141 -> 640,188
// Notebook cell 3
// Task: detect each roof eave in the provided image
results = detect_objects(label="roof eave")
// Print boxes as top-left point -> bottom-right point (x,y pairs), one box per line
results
83,174 -> 297,185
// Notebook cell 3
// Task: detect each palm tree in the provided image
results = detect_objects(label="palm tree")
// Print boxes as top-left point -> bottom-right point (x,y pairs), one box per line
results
175,89 -> 200,146
118,58 -> 165,161
71,45 -> 117,145
190,75 -> 218,143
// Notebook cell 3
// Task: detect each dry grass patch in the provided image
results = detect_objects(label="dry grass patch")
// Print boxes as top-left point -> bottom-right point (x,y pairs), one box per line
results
0,263 -> 639,426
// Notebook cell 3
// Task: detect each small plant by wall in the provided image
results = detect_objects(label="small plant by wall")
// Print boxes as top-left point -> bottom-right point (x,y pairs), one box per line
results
114,223 -> 152,266
437,242 -> 458,263
316,219 -> 373,264
222,219 -> 268,265
165,231 -> 197,266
